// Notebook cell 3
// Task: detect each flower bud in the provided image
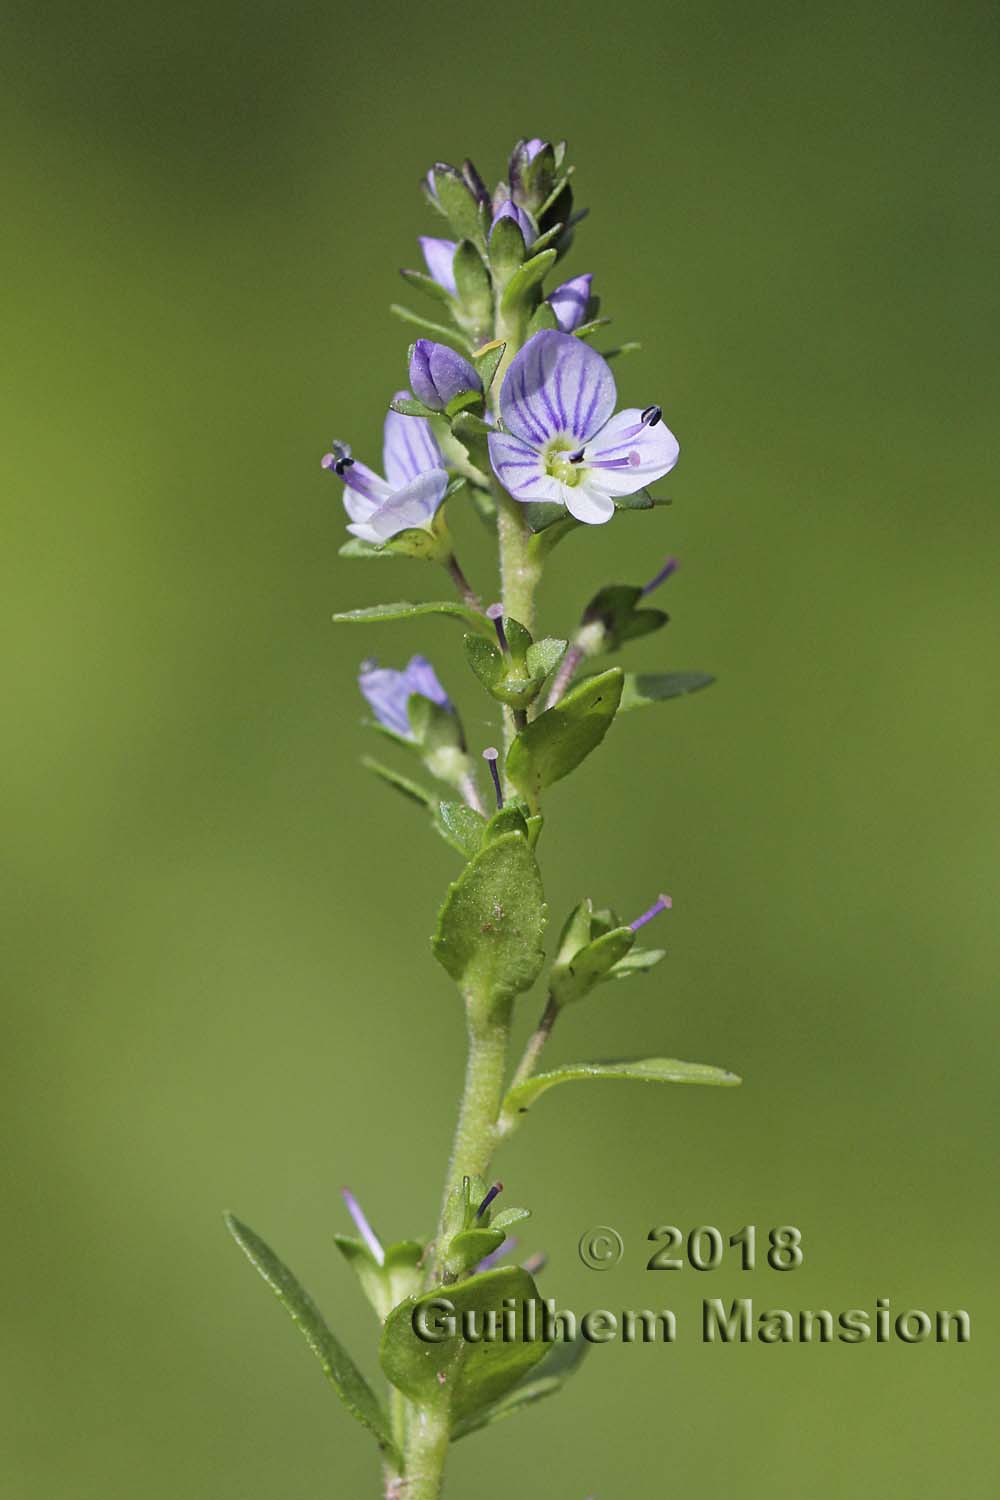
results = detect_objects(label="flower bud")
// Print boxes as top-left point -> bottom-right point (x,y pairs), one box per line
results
408,339 -> 483,413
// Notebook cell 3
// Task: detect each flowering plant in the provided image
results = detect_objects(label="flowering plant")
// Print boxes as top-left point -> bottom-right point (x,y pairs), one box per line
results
226,137 -> 739,1499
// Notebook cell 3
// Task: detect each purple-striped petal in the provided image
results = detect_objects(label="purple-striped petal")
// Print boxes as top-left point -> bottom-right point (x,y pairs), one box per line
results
340,460 -> 392,509
581,408 -> 680,495
382,397 -> 444,487
547,274 -> 593,333
498,331 -> 616,447
488,430 -> 565,505
366,467 -> 449,540
409,340 -> 482,412
419,236 -> 457,294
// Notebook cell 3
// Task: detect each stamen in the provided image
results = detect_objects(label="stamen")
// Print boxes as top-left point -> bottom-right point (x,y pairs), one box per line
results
521,1251 -> 548,1275
629,893 -> 672,932
320,441 -> 355,476
483,747 -> 504,809
641,557 -> 679,596
641,404 -> 662,428
486,603 -> 508,655
475,1181 -> 503,1218
568,448 -> 586,464
341,1187 -> 385,1265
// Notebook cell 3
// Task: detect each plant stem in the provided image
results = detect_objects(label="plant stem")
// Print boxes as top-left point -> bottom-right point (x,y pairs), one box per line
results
444,552 -> 481,612
507,994 -> 559,1099
401,1402 -> 451,1500
545,642 -> 584,708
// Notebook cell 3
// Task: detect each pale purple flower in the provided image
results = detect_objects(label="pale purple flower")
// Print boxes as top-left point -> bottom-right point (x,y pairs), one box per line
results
419,236 -> 457,294
322,396 -> 448,544
409,339 -> 482,412
547,274 -> 593,332
359,655 -> 451,740
487,331 -> 680,526
490,199 -> 537,249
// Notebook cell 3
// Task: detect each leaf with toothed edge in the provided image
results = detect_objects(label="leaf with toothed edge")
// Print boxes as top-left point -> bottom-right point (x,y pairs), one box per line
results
224,1214 -> 401,1465
432,831 -> 547,1010
500,1057 -> 741,1128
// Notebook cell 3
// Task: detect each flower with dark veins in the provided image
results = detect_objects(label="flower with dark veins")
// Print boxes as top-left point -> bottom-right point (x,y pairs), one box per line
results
322,397 -> 448,544
487,330 -> 679,525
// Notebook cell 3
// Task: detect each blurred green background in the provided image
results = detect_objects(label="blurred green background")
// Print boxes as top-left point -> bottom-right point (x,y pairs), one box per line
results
3,1 -> 997,1495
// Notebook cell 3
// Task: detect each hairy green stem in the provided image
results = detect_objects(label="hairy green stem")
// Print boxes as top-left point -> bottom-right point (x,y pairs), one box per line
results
400,1403 -> 451,1500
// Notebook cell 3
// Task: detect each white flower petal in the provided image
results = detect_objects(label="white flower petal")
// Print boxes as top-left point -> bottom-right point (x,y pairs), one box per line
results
563,484 -> 616,525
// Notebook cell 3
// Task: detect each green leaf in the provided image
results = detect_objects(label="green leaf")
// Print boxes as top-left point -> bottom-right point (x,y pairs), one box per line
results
520,499 -> 571,533
482,805 -> 530,846
390,304 -> 473,352
432,169 -> 488,245
399,267 -> 457,309
525,637 -> 567,682
432,832 -> 547,1011
572,317 -> 612,340
225,1214 -> 400,1464
339,538 -> 395,561
333,599 -> 492,635
500,249 -> 558,313
361,757 -> 436,810
602,341 -> 642,360
471,341 -> 505,391
380,1267 -> 547,1424
332,1236 -> 423,1323
452,1335 -> 589,1440
445,1227 -> 505,1277
489,215 -> 529,282
550,926 -> 636,1008
606,947 -> 666,980
489,1206 -> 531,1231
435,801 -> 487,858
453,241 -> 493,325
506,668 -> 623,806
501,1057 -> 741,1126
389,395 -> 437,418
527,301 -> 560,335
618,671 -> 716,711
463,633 -> 504,691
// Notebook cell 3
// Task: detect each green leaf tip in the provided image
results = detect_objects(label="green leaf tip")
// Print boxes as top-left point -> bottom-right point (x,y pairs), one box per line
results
500,1057 -> 741,1129
224,1212 -> 401,1466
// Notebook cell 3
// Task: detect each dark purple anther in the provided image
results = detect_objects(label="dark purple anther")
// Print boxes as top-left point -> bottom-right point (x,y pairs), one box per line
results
568,447 -> 586,464
476,1181 -> 503,1218
321,441 -> 355,476
641,556 -> 679,596
629,893 -> 672,932
483,748 -> 504,810
486,603 -> 509,655
640,405 -> 663,428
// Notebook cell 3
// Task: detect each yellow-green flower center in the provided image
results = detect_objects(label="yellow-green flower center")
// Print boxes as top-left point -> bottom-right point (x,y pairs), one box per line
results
542,438 -> 583,488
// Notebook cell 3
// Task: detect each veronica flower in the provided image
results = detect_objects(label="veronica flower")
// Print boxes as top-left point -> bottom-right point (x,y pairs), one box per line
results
547,273 -> 593,333
487,330 -> 679,525
359,655 -> 452,740
409,340 -> 483,412
419,236 -> 457,294
322,397 -> 448,544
